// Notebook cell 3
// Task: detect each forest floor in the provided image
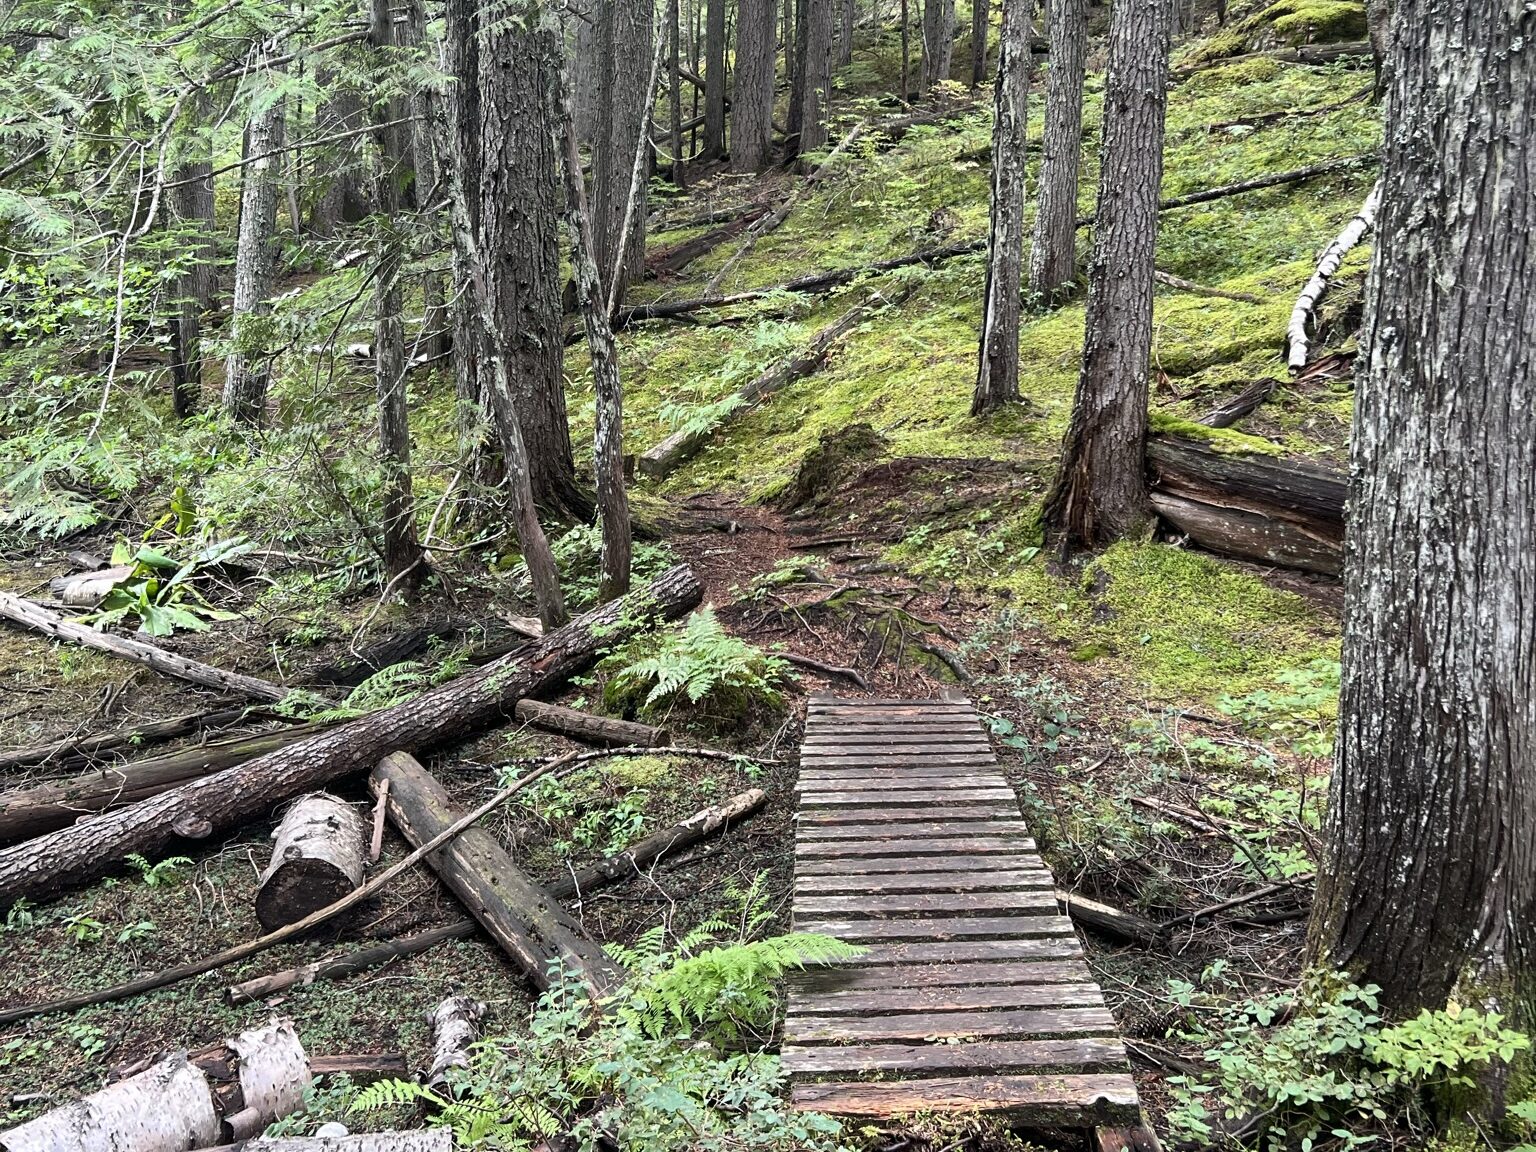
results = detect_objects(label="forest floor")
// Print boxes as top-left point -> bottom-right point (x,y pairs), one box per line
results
0,11 -> 1375,1148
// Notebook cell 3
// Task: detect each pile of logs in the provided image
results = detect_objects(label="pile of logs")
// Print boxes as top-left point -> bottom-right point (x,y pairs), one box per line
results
0,562 -> 771,1148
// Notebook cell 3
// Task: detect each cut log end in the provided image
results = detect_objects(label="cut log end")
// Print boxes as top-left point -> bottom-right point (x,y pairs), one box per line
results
255,794 -> 369,931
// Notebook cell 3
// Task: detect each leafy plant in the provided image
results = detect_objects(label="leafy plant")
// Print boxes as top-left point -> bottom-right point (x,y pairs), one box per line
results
62,914 -> 105,944
115,920 -> 157,945
602,607 -> 792,723
125,853 -> 193,887
82,536 -> 252,636
1219,658 -> 1341,757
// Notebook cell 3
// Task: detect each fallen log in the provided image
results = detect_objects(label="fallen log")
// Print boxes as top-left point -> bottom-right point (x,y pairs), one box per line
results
255,793 -> 369,931
304,623 -> 458,688
1153,269 -> 1264,304
49,564 -> 135,607
638,287 -> 910,478
1055,889 -> 1161,947
0,1020 -> 308,1152
0,564 -> 703,909
308,1054 -> 410,1081
0,720 -> 340,846
0,592 -> 291,703
224,785 -> 767,1003
513,699 -> 670,747
1147,433 -> 1346,576
1286,180 -> 1381,372
645,204 -> 770,277
1195,85 -> 1372,133
227,1133 -> 451,1151
0,754 -> 581,1026
371,752 -> 621,993
0,704 -> 258,773
650,203 -> 757,234
1199,377 -> 1281,429
422,995 -> 485,1091
1174,39 -> 1372,77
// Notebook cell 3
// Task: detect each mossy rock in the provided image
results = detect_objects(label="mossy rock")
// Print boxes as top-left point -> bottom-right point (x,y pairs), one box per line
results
776,422 -> 891,511
1183,0 -> 1365,63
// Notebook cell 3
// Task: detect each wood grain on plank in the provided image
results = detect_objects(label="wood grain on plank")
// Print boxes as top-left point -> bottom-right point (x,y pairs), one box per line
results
798,789 -> 1019,807
794,890 -> 1062,917
790,957 -> 1092,990
781,1037 -> 1128,1076
793,915 -> 1078,942
797,836 -> 1038,858
794,868 -> 1054,894
795,852 -> 1045,875
797,805 -> 1021,824
789,1073 -> 1141,1124
783,1006 -> 1119,1043
792,982 -> 1105,1015
809,937 -> 1085,965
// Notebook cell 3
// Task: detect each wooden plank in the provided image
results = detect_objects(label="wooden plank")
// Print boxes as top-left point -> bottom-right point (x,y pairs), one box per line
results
799,754 -> 1000,768
796,777 -> 1010,794
799,741 -> 993,754
791,958 -> 1092,990
800,734 -> 991,747
815,938 -> 1084,965
795,852 -> 1044,875
797,806 -> 1021,824
794,915 -> 1076,942
789,1073 -> 1141,1124
794,891 -> 1062,918
807,706 -> 976,718
783,1006 -> 1119,1043
798,789 -> 1018,807
792,982 -> 1105,1015
802,724 -> 987,737
796,825 -> 1035,846
808,696 -> 972,707
794,868 -> 1054,894
781,1037 -> 1128,1077
797,837 -> 1037,857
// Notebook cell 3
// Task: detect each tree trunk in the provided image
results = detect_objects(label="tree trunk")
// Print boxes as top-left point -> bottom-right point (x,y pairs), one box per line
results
969,0 -> 989,85
1041,0 -> 1171,552
404,0 -> 450,365
0,704 -> 257,774
223,83 -> 285,426
553,31 -> 634,602
310,80 -> 368,238
788,0 -> 809,144
971,0 -> 1034,415
593,0 -> 654,303
795,0 -> 834,156
1364,0 -> 1391,100
371,753 -> 622,993
239,1136 -> 450,1151
1027,0 -> 1086,299
1307,0 -> 1536,1031
703,0 -> 728,158
920,0 -> 954,90
513,699 -> 670,746
838,0 -> 856,66
1285,182 -> 1381,373
0,720 -> 338,845
0,565 -> 702,909
444,0 -> 488,487
371,0 -> 425,594
169,101 -> 215,419
900,0 -> 911,100
574,8 -> 601,145
480,3 -> 586,522
732,0 -> 778,171
669,0 -> 687,187
255,792 -> 369,931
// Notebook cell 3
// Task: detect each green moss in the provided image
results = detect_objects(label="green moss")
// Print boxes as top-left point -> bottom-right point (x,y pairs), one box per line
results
1265,0 -> 1367,44
1149,411 -> 1285,454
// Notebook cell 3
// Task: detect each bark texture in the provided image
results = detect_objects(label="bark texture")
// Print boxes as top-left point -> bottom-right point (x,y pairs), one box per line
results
513,699 -> 670,746
224,86 -> 285,426
1041,0 -> 1171,551
422,995 -> 485,1089
479,3 -> 584,520
795,0 -> 835,155
1027,0 -> 1087,298
310,81 -> 369,237
1285,181 -> 1381,372
732,0 -> 778,171
1308,0 -> 1536,1022
972,0 -> 1034,414
594,0 -> 655,301
255,792 -> 369,930
0,566 -> 702,909
169,103 -> 215,418
920,0 -> 955,90
969,0 -> 989,85
0,1054 -> 219,1152
703,0 -> 728,157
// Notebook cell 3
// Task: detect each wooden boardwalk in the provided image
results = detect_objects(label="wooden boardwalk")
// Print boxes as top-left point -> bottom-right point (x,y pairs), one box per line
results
785,695 -> 1147,1138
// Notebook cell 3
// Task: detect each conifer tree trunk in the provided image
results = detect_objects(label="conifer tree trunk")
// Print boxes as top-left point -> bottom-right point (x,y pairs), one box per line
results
972,0 -> 1034,414
838,0 -> 856,67
1041,0 -> 1171,551
169,101 -> 215,419
481,0 -> 586,520
1027,0 -> 1087,299
703,0 -> 728,159
732,0 -> 778,171
920,0 -> 954,90
310,80 -> 368,238
900,0 -> 911,100
969,0 -> 989,85
574,11 -> 601,145
371,0 -> 424,594
788,0 -> 809,144
669,0 -> 686,186
795,0 -> 834,156
593,0 -> 654,304
405,0 -> 449,365
1308,0 -> 1536,1031
552,39 -> 634,603
223,83 -> 285,427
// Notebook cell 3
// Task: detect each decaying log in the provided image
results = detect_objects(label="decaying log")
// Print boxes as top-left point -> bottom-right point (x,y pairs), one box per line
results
651,203 -> 757,234
1199,377 -> 1280,429
0,721 -> 339,846
255,793 -> 369,930
230,1133 -> 452,1151
1173,39 -> 1372,77
422,995 -> 485,1090
638,288 -> 910,478
0,593 -> 291,702
0,564 -> 703,909
559,787 -> 767,900
0,1020 -> 308,1152
371,753 -> 620,993
1152,269 -> 1264,304
305,623 -> 458,687
49,565 -> 134,607
308,1054 -> 410,1081
1055,889 -> 1161,947
0,754 -> 582,1027
645,204 -> 770,277
0,704 -> 258,773
513,699 -> 670,747
1286,180 -> 1381,372
225,786 -> 767,1004
1146,433 -> 1346,576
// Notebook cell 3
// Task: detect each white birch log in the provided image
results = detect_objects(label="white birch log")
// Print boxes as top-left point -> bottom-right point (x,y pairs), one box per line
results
0,1054 -> 219,1152
256,794 -> 369,931
1285,180 -> 1382,373
220,1020 -> 312,1140
236,1132 -> 453,1151
422,995 -> 486,1091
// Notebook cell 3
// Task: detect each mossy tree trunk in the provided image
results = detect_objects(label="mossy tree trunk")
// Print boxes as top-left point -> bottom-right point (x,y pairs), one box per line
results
972,0 -> 1035,414
1041,0 -> 1171,552
1307,0 -> 1536,1037
1027,0 -> 1086,300
732,0 -> 778,171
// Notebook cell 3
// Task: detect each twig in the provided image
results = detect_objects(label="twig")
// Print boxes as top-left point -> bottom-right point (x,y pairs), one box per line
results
777,652 -> 870,689
369,777 -> 390,863
1159,873 -> 1314,931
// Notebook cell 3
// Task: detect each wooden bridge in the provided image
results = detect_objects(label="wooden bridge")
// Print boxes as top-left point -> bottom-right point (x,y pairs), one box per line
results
784,695 -> 1156,1149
